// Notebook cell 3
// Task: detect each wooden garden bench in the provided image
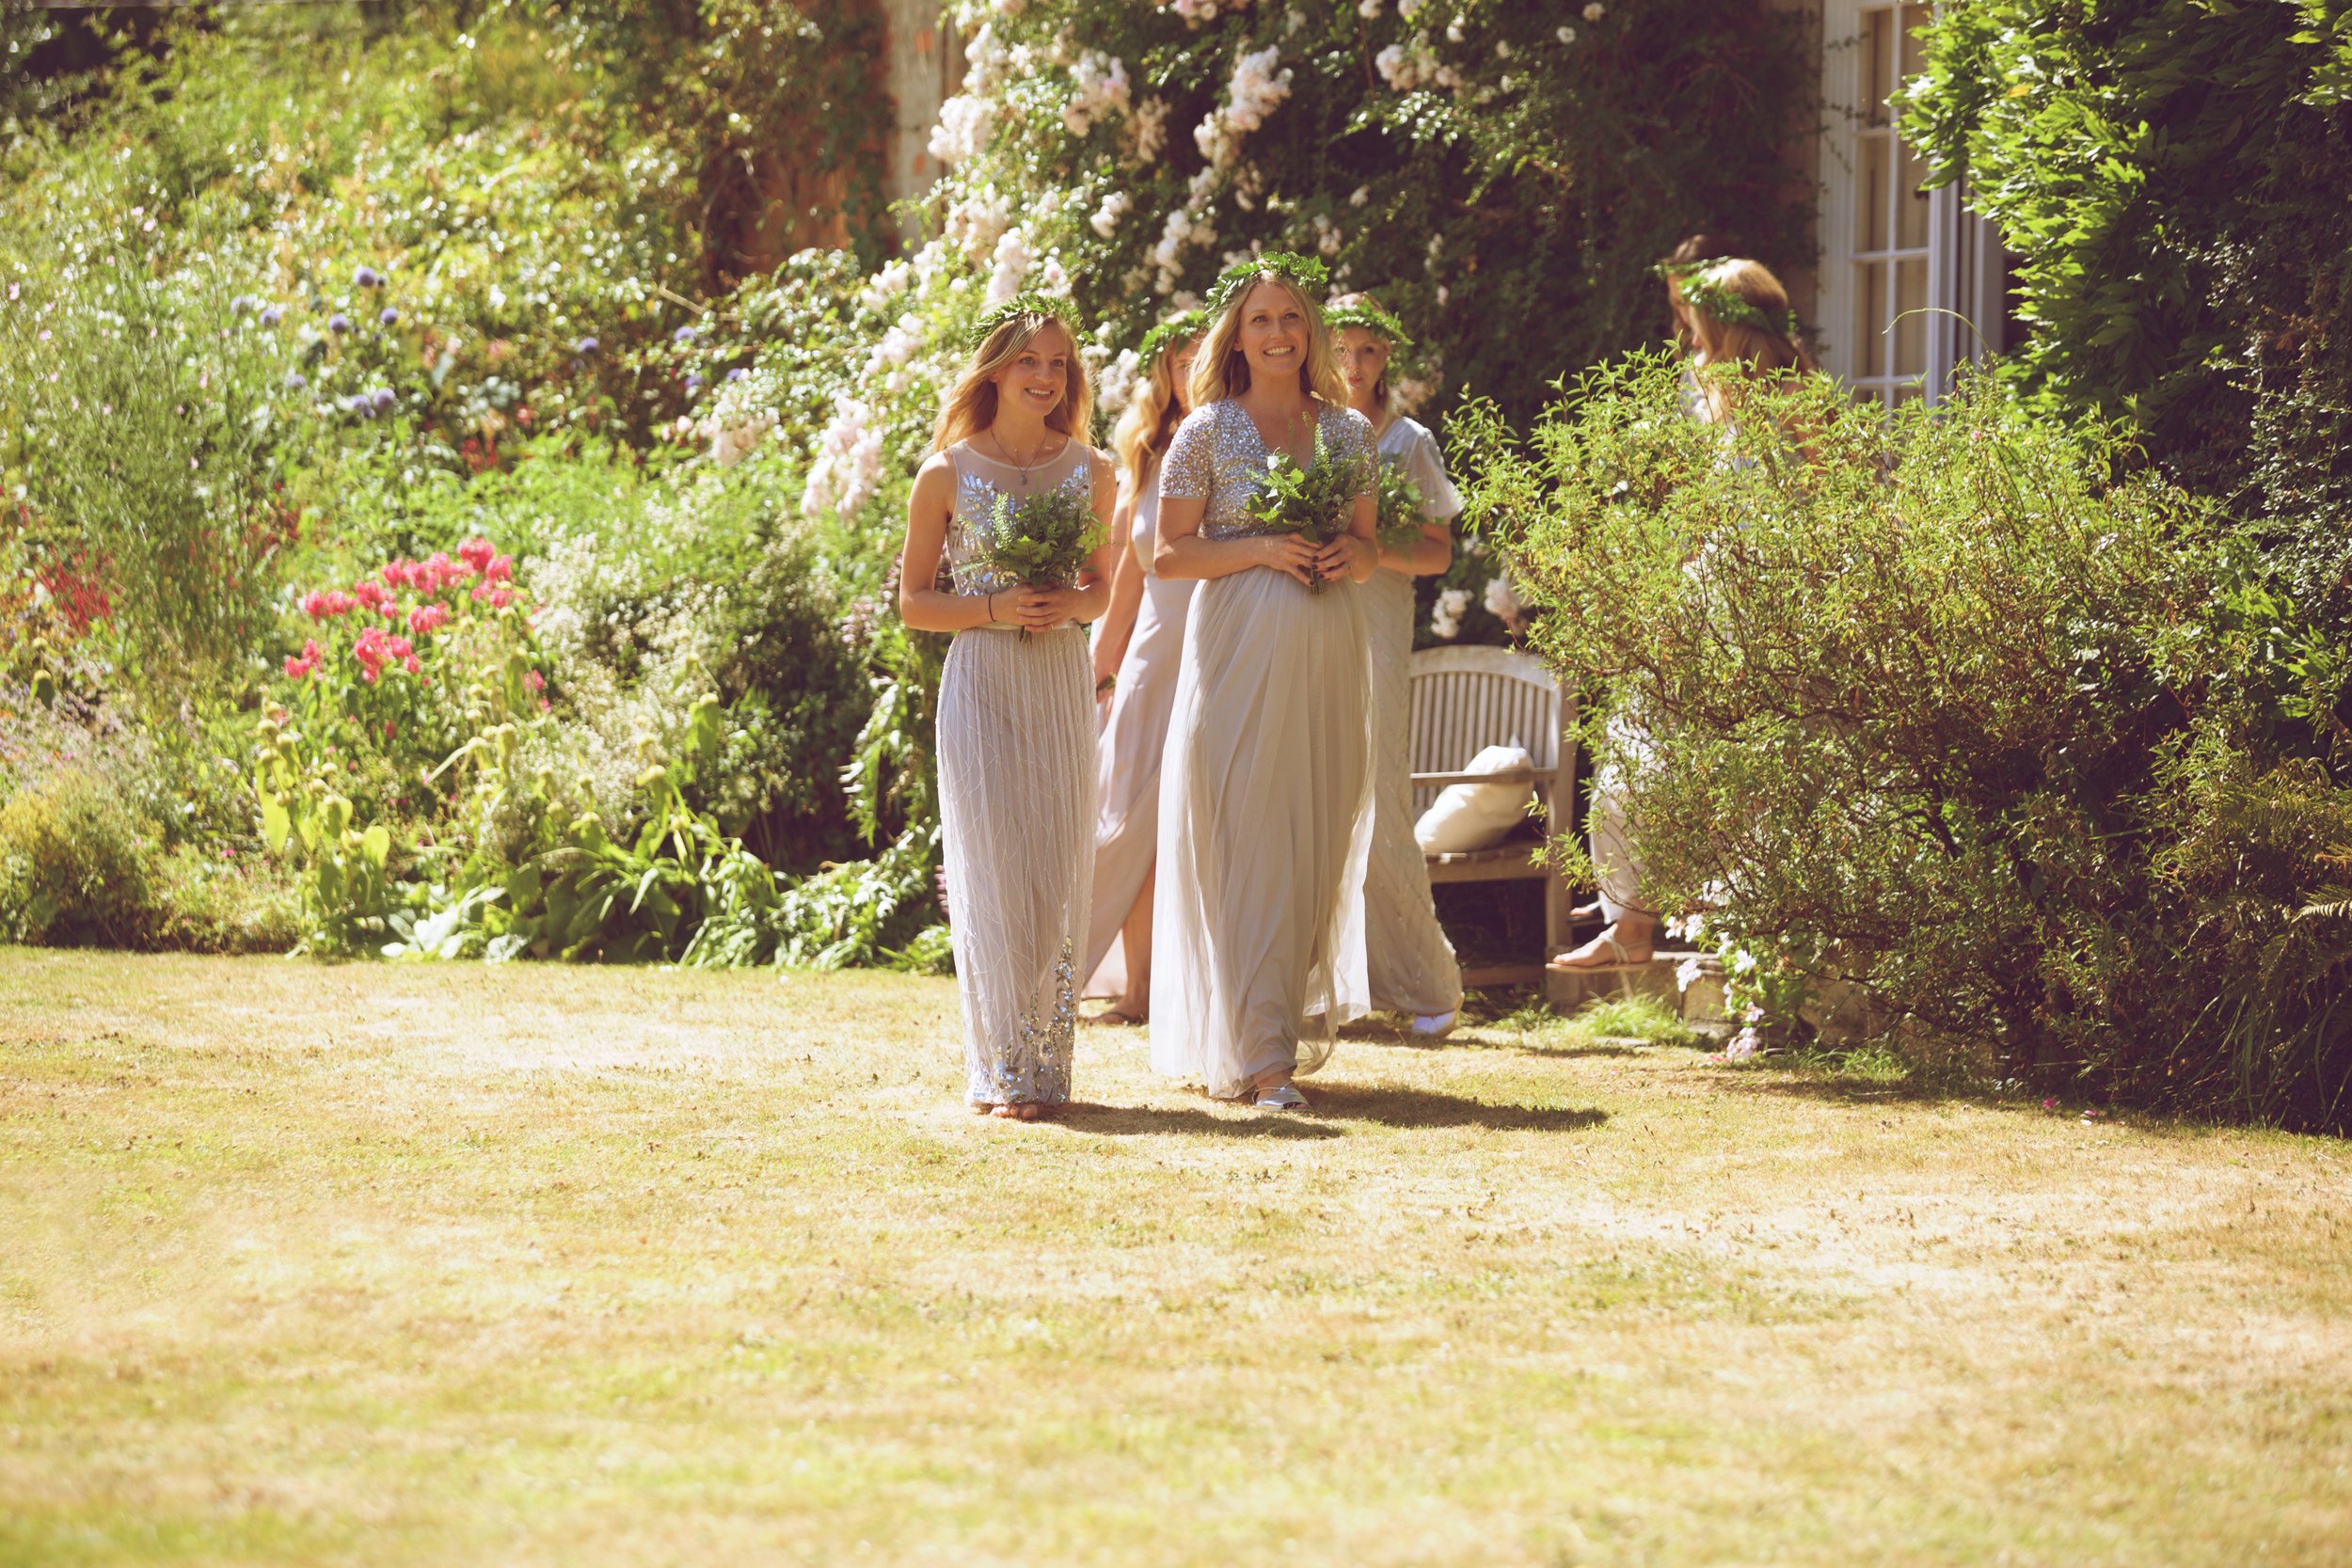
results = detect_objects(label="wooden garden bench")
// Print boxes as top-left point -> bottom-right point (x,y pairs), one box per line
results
1407,644 -> 1577,988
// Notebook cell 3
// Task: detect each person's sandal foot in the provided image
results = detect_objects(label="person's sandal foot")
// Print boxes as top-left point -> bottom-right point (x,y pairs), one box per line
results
1410,1010 -> 1457,1038
1254,1084 -> 1310,1111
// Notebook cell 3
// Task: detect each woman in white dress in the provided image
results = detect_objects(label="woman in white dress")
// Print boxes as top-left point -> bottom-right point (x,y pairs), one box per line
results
1084,308 -> 1209,1023
898,296 -> 1118,1118
1555,254 -> 1812,972
1329,294 -> 1465,1035
1151,255 -> 1380,1110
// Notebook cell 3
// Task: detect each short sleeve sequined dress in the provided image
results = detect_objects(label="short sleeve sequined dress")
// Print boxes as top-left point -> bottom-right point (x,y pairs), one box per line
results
936,440 -> 1102,1106
1084,450 -> 1197,998
1149,400 -> 1376,1098
1363,415 -> 1465,1017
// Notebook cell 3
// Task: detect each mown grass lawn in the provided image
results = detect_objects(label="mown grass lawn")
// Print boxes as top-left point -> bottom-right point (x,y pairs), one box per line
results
2,952 -> 2346,1567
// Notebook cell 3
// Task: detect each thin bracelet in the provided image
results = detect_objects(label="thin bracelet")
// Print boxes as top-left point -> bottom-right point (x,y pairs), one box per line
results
985,591 -> 997,624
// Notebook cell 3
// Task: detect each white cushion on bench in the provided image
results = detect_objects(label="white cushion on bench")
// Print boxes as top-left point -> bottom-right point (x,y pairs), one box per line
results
1414,741 -> 1534,854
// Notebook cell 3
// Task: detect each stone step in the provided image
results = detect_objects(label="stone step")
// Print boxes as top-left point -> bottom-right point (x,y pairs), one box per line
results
1544,948 -> 1731,1037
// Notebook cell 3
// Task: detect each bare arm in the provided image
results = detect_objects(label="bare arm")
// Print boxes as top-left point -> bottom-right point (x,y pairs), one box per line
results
1154,491 -> 1321,584
1091,479 -> 1145,689
1378,519 -> 1453,577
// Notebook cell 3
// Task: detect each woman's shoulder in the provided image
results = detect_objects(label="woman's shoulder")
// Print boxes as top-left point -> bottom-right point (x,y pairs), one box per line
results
1321,403 -> 1376,451
1174,400 -> 1227,435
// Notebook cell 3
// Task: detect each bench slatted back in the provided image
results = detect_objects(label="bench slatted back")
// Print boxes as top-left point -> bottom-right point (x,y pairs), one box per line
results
1406,646 -> 1566,817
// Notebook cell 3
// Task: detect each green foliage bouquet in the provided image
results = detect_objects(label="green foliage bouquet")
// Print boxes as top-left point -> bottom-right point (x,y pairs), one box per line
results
1374,461 -> 1432,558
1243,431 -> 1372,592
979,486 -> 1105,638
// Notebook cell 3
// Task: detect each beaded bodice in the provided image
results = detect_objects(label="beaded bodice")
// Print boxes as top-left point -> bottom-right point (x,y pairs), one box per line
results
944,438 -> 1098,596
1160,399 -> 1375,541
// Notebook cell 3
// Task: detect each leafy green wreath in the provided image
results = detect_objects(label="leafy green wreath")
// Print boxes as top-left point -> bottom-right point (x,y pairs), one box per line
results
1204,251 -> 1330,321
1654,260 -> 1800,342
1137,307 -> 1210,371
1321,300 -> 1414,348
965,291 -> 1073,353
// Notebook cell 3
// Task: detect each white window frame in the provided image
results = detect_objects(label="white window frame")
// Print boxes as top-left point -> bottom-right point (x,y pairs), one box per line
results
1815,0 -> 2005,404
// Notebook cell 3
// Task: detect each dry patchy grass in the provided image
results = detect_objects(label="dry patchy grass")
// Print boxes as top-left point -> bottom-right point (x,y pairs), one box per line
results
1,952 -> 2347,1566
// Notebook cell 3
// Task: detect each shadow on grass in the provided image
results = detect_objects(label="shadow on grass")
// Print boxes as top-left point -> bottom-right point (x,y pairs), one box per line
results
1057,1104 -> 1346,1140
1706,1061 -> 2013,1114
1306,1082 -> 1608,1133
1054,1085 -> 1608,1137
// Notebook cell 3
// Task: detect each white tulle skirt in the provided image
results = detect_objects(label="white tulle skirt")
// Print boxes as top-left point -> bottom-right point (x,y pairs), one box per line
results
1151,567 -> 1373,1099
937,625 -> 1096,1105
1361,569 -> 1463,1015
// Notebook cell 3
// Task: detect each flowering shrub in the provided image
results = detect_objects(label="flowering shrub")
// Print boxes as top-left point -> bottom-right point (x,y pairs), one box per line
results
254,538 -> 547,948
923,0 -> 1808,429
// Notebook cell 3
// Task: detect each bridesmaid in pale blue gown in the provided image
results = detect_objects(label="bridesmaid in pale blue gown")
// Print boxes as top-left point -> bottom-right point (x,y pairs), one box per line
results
1083,308 -> 1209,1022
1151,256 -> 1380,1110
1329,294 -> 1466,1036
898,297 -> 1118,1119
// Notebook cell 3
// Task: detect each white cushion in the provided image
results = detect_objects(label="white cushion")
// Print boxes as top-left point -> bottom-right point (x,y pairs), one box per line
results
1414,742 -> 1534,854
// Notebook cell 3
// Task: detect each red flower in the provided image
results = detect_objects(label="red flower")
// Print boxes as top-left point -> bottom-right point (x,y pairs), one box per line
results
352,579 -> 389,611
457,536 -> 495,575
524,670 -> 545,693
407,603 -> 450,638
484,553 -> 514,583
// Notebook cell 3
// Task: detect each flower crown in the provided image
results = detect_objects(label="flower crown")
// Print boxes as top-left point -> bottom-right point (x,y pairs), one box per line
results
1655,259 -> 1800,342
1321,300 -> 1413,348
1137,308 -> 1210,371
1204,251 -> 1330,321
965,292 -> 1072,353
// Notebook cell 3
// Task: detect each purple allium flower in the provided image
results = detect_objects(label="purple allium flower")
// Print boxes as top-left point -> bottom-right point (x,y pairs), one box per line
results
724,367 -> 748,382
328,313 -> 353,334
378,307 -> 400,326
259,305 -> 283,326
355,265 -> 382,288
230,294 -> 257,315
684,372 -> 703,395
575,336 -> 599,356
283,371 -> 306,389
673,325 -> 697,346
369,387 -> 396,413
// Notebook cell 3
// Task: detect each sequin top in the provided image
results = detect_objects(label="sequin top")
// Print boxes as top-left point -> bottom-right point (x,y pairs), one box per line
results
1159,399 -> 1376,540
943,438 -> 1103,597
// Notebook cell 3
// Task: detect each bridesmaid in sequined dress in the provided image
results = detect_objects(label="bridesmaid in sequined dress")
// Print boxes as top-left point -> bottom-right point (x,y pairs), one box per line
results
898,299 -> 1117,1119
1151,258 -> 1380,1110
1329,293 -> 1465,1036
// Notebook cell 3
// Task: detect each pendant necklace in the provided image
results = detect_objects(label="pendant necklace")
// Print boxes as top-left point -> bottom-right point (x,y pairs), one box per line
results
992,427 -> 1055,491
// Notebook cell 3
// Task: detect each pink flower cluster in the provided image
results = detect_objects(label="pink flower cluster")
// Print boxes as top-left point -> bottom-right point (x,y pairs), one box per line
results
283,639 -> 324,680
353,626 -> 421,684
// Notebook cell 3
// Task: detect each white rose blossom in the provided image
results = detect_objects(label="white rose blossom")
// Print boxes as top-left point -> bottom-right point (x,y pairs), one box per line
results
1090,189 -> 1133,238
1195,45 -> 1293,171
1483,572 -> 1523,628
1061,51 -> 1131,135
1430,586 -> 1471,641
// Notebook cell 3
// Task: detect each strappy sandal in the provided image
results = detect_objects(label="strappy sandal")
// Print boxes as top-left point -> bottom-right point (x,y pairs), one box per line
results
1254,1084 -> 1311,1111
1549,932 -> 1652,970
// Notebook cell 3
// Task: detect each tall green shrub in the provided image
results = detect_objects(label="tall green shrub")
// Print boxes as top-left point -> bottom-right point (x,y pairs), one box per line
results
1904,1 -> 2352,621
1467,354 -> 2352,1131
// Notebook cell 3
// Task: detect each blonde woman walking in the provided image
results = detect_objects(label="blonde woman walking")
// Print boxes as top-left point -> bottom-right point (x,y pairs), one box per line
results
1329,293 -> 1464,1035
898,296 -> 1118,1117
1151,255 -> 1379,1109
1084,308 -> 1209,1023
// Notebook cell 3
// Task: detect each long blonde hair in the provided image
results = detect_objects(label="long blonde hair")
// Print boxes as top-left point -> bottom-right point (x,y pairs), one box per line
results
1679,258 -> 1812,377
1187,270 -> 1348,410
931,305 -> 1093,454
1112,331 -> 1197,491
1326,290 -> 1404,415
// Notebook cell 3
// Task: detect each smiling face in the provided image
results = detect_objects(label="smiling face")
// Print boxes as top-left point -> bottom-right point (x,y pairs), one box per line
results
1236,279 -> 1310,388
1336,326 -> 1390,413
991,321 -> 1073,422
